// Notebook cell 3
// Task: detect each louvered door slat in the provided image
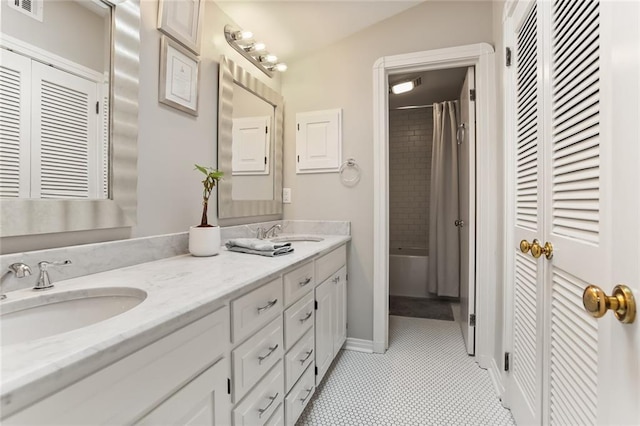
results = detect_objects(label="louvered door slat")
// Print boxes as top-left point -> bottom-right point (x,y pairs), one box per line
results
0,49 -> 31,198
31,62 -> 98,199
516,3 -> 539,231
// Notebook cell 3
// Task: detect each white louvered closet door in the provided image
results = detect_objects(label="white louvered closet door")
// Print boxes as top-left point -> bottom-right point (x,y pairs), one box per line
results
507,0 -> 640,424
509,1 -> 544,424
0,49 -> 31,198
31,61 -> 99,199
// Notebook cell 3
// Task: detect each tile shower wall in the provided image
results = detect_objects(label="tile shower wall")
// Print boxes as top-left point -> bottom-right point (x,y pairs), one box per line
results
389,108 -> 433,250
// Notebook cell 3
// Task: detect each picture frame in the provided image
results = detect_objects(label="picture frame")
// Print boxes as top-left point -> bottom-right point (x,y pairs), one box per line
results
157,0 -> 203,55
159,36 -> 200,116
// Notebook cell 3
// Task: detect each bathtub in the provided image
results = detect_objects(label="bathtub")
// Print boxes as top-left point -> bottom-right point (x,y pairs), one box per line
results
389,247 -> 429,298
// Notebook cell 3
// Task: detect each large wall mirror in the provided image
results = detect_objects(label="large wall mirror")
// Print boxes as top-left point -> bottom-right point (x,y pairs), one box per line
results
0,0 -> 139,237
218,56 -> 283,219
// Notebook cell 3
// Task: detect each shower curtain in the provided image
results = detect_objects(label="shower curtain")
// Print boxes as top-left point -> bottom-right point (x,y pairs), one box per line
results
428,101 -> 460,298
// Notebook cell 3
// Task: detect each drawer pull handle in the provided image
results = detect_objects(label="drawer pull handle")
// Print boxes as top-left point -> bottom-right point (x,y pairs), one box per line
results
299,349 -> 313,364
257,299 -> 278,313
257,392 -> 279,418
299,311 -> 313,323
299,277 -> 312,286
299,387 -> 313,405
258,344 -> 279,364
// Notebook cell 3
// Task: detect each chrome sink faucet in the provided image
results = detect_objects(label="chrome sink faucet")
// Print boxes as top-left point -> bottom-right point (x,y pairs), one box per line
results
35,260 -> 72,290
257,224 -> 282,240
1,263 -> 33,300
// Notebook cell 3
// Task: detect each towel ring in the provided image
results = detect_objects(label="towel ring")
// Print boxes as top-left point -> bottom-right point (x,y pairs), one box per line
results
339,158 -> 361,186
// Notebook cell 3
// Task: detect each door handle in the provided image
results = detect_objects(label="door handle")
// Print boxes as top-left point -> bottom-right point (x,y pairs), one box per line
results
519,239 -> 534,254
531,241 -> 553,259
582,284 -> 636,324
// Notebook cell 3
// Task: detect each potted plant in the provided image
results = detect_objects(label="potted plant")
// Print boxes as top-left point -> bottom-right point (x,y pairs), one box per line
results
189,165 -> 224,256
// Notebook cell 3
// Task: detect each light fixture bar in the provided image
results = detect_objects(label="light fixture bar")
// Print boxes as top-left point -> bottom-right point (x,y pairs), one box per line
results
224,25 -> 287,78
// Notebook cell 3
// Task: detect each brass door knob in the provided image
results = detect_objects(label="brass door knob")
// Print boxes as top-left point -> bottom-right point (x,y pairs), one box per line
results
531,241 -> 553,259
520,240 -> 532,253
583,284 -> 636,324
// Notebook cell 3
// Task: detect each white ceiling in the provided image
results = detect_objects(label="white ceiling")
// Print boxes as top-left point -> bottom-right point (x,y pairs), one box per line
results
216,1 -> 425,62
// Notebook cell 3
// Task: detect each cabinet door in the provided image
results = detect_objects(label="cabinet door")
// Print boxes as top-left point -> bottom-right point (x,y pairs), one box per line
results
314,279 -> 334,384
138,358 -> 230,425
332,266 -> 347,355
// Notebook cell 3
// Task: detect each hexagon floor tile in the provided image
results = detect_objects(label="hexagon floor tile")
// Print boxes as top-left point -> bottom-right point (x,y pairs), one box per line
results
297,315 -> 515,425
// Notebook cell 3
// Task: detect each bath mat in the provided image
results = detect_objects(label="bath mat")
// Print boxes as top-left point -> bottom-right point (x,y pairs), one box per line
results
389,296 -> 454,321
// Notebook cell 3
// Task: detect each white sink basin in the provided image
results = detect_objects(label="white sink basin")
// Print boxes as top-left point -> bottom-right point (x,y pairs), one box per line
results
1,287 -> 147,346
271,235 -> 325,243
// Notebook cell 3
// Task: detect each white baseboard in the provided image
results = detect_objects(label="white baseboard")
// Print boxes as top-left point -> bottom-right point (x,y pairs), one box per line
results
488,357 -> 506,401
344,338 -> 374,353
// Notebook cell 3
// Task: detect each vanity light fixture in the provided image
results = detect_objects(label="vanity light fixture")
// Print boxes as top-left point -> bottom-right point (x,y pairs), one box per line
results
224,24 -> 287,78
390,77 -> 422,95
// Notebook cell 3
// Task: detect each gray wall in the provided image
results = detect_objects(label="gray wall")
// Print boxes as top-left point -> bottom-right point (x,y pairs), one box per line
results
1,0 -> 281,253
389,108 -> 433,251
1,0 -> 108,73
281,1 -> 495,341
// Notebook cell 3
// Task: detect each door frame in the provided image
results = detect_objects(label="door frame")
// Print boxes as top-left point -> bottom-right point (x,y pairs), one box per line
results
372,43 -> 499,375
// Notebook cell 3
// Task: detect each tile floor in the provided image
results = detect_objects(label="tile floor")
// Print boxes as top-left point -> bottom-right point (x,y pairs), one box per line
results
297,315 -> 515,426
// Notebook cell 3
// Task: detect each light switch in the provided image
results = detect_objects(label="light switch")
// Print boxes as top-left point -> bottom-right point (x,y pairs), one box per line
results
283,188 -> 292,203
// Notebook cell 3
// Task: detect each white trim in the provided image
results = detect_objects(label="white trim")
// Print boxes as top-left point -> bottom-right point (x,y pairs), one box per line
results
487,356 -> 506,403
343,337 -> 374,353
0,34 -> 105,83
372,43 -> 498,372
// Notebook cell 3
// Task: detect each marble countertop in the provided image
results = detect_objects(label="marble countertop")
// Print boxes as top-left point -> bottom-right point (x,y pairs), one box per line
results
1,234 -> 350,416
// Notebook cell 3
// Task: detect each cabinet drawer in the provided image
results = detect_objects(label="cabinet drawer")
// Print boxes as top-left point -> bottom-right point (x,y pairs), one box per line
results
283,261 -> 314,306
233,317 -> 283,401
232,277 -> 283,344
233,364 -> 284,426
284,291 -> 314,350
5,307 -> 229,425
285,364 -> 315,426
265,403 -> 285,426
315,245 -> 346,284
285,329 -> 314,393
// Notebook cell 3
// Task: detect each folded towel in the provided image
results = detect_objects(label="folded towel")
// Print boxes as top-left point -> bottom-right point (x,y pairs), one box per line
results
227,245 -> 294,257
225,238 -> 291,252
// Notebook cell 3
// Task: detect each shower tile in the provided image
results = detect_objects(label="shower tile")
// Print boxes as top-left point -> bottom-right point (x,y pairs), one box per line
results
297,316 -> 515,426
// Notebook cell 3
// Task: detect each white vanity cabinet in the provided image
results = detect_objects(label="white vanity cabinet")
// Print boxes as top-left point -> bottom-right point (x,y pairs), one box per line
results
314,246 -> 347,385
4,307 -> 231,425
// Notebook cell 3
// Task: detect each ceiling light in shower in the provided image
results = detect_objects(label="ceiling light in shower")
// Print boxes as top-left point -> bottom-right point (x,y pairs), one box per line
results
390,77 -> 422,95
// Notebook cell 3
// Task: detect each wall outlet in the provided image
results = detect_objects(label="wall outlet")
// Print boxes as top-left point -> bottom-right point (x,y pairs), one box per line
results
283,188 -> 292,204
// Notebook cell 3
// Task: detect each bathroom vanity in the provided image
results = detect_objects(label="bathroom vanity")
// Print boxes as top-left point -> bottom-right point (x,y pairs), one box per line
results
1,236 -> 349,425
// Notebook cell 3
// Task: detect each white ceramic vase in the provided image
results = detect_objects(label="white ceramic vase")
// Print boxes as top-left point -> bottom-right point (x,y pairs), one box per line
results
188,226 -> 221,256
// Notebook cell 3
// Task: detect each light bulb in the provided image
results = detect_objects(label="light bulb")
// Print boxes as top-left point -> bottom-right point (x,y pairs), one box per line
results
391,81 -> 415,94
260,54 -> 278,63
275,63 -> 288,72
234,30 -> 253,41
253,42 -> 266,51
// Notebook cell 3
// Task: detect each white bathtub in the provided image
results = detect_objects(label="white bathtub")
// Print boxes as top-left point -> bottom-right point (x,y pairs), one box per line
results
389,247 -> 429,298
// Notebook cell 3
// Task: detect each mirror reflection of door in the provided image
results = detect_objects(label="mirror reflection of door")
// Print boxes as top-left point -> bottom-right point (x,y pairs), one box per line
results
231,82 -> 276,201
0,0 -> 112,200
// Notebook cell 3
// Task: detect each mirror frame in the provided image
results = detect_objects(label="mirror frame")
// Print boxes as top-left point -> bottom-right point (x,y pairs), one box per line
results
0,1 -> 140,237
218,55 -> 283,219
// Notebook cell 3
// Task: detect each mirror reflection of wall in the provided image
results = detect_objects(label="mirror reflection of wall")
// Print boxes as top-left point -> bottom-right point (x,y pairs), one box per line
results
0,0 -> 112,200
231,83 -> 276,201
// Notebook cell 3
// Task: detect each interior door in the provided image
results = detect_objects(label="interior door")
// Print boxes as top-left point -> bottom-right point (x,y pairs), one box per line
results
507,0 -> 640,424
458,66 -> 476,356
508,1 -> 544,424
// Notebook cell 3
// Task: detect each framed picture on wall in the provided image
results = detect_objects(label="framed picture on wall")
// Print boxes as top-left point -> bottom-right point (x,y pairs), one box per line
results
157,0 -> 203,54
159,36 -> 200,116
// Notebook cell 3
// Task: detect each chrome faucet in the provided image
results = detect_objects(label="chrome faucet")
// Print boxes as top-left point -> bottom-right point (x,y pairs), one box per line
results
257,224 -> 282,240
1,263 -> 33,300
35,260 -> 71,290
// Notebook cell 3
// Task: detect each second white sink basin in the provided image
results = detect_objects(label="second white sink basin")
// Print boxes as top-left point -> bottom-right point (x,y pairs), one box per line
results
1,287 -> 147,346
